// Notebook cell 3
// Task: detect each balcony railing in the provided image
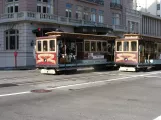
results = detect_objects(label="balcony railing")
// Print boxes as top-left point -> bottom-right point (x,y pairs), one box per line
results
0,11 -> 109,28
125,8 -> 141,16
110,2 -> 122,10
112,25 -> 127,32
77,0 -> 104,6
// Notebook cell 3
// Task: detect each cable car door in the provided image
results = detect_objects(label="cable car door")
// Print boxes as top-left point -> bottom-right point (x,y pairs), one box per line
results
139,42 -> 145,63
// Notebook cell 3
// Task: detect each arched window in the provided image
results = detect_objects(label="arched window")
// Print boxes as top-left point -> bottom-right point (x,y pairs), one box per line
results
5,29 -> 19,50
5,0 -> 19,13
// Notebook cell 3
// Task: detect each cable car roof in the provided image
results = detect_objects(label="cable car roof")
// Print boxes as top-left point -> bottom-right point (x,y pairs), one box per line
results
116,34 -> 161,41
45,31 -> 117,40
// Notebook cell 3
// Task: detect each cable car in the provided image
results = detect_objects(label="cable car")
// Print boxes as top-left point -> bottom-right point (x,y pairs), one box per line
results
35,31 -> 116,74
115,34 -> 161,71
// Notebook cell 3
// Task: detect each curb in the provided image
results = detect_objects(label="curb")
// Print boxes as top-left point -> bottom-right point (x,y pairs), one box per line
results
0,66 -> 36,71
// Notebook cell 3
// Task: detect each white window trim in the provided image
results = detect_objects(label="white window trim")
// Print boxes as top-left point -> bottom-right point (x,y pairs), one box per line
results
37,0 -> 53,14
66,9 -> 72,18
5,1 -> 19,13
5,29 -> 19,51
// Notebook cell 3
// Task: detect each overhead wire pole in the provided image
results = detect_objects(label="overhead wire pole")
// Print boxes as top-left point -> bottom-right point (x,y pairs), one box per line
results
57,0 -> 58,22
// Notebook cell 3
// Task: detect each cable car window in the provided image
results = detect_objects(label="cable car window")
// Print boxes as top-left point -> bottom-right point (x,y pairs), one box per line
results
123,41 -> 129,51
37,41 -> 41,51
131,41 -> 137,51
158,43 -> 161,52
85,41 -> 90,51
77,42 -> 83,52
117,42 -> 122,51
43,41 -> 48,51
97,42 -> 101,51
91,41 -> 96,51
102,42 -> 107,51
50,40 -> 55,51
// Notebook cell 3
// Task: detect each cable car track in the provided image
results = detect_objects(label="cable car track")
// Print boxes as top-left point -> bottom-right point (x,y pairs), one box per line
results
1,72 -> 116,87
0,70 -> 136,88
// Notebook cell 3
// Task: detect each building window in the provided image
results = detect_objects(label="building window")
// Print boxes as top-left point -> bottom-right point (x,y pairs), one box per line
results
43,6 -> 47,13
112,0 -> 120,4
91,8 -> 96,22
112,13 -> 121,25
128,21 -> 139,33
15,5 -> 18,12
43,0 -> 48,2
83,7 -> 89,20
66,9 -> 72,18
6,0 -> 19,13
131,21 -> 135,31
66,3 -> 72,18
76,5 -> 83,20
5,29 -> 19,50
98,10 -> 104,23
37,0 -> 53,14
157,4 -> 160,10
76,11 -> 82,19
37,5 -> 41,12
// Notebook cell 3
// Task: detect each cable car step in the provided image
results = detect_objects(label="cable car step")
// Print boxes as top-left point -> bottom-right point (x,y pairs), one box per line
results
119,67 -> 136,72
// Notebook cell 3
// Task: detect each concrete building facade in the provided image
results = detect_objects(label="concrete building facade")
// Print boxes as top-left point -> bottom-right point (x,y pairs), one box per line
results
0,0 -> 133,68
133,0 -> 161,17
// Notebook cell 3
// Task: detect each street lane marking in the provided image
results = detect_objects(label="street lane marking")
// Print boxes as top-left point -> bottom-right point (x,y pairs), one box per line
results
0,71 -> 161,98
153,116 -> 161,120
47,71 -> 161,90
144,76 -> 161,78
0,91 -> 30,97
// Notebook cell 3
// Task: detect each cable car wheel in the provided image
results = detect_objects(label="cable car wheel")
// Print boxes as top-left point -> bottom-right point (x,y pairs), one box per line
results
93,66 -> 106,71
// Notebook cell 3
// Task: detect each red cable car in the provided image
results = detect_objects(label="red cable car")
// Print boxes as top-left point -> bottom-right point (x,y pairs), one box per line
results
35,31 -> 116,74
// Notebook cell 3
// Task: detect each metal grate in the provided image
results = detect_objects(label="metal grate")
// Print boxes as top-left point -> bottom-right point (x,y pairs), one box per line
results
31,89 -> 52,93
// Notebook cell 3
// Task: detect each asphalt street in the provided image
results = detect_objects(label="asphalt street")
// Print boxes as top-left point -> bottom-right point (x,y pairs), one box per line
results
0,69 -> 161,120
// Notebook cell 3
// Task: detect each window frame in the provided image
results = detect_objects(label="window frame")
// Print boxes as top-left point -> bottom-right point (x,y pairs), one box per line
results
84,40 -> 108,52
65,3 -> 72,18
98,10 -> 104,23
123,41 -> 129,51
5,29 -> 19,51
49,40 -> 56,51
5,0 -> 19,13
157,4 -> 160,10
37,0 -> 53,14
112,13 -> 121,25
36,39 -> 56,53
131,41 -> 137,51
116,40 -> 138,52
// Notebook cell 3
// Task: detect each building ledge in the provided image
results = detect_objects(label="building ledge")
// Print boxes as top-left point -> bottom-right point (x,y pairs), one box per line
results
0,11 -> 109,28
112,25 -> 127,32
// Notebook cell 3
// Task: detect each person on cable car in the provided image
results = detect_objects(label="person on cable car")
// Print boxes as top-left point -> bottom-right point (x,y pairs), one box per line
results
50,47 -> 55,51
43,45 -> 47,51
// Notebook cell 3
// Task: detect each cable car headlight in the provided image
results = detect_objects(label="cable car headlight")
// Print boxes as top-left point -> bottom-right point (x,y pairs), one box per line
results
124,58 -> 128,61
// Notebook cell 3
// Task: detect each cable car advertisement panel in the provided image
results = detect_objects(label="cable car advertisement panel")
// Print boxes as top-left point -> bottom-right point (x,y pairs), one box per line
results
36,53 -> 57,65
115,52 -> 138,64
